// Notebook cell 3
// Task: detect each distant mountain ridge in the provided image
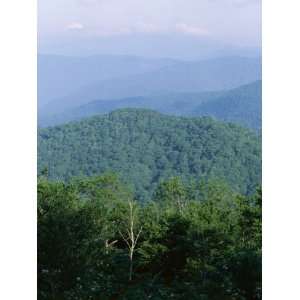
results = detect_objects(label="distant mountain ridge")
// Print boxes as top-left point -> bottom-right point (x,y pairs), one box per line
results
191,80 -> 262,129
38,54 -> 178,108
39,81 -> 261,130
39,56 -> 261,117
39,34 -> 261,60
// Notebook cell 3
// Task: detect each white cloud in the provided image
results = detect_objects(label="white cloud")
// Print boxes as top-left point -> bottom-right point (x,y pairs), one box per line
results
65,22 -> 210,38
175,23 -> 209,37
90,23 -> 165,37
39,0 -> 260,47
66,22 -> 84,30
89,26 -> 132,37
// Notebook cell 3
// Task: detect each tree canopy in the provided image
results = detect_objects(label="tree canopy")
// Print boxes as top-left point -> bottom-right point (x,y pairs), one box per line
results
38,174 -> 261,300
38,109 -> 261,201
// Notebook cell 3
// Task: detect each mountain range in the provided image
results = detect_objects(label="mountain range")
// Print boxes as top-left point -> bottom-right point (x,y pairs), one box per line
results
40,81 -> 261,130
38,54 -> 177,108
39,55 -> 261,127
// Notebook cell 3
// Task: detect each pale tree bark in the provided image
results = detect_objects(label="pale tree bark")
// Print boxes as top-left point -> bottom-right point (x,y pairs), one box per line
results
104,239 -> 118,254
175,194 -> 185,215
119,199 -> 142,281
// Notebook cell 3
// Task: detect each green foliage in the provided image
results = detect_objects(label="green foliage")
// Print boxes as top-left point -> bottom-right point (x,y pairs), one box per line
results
38,175 -> 261,300
38,109 -> 261,201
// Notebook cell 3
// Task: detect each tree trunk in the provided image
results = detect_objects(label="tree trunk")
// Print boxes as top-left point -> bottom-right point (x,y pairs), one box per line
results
129,250 -> 133,281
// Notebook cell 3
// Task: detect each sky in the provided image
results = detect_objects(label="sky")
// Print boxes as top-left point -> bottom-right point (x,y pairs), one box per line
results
38,0 -> 261,58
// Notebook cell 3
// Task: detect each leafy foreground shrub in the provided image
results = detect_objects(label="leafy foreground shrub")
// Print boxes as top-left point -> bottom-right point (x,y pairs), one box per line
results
38,174 -> 261,300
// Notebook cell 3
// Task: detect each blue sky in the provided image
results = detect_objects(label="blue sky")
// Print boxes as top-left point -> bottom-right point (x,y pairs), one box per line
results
38,0 -> 261,56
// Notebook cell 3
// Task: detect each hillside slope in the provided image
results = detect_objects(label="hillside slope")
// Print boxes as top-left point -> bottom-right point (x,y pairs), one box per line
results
38,109 -> 261,200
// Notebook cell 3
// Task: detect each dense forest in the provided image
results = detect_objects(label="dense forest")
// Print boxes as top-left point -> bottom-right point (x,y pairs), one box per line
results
38,109 -> 261,201
40,81 -> 261,130
38,173 -> 261,300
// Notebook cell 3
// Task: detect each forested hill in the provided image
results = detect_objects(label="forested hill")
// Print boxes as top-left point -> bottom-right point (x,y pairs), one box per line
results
38,109 -> 261,200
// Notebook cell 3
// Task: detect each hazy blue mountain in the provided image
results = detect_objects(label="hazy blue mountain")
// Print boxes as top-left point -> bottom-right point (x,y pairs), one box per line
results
38,109 -> 261,200
39,81 -> 261,130
39,91 -> 220,127
39,34 -> 261,60
39,56 -> 261,117
38,54 -> 178,108
192,80 -> 262,129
